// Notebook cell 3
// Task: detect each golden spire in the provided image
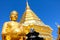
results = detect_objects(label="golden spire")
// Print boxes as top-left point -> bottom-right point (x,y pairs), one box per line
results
20,1 -> 46,26
20,1 -> 52,31
20,0 -> 52,34
26,0 -> 30,10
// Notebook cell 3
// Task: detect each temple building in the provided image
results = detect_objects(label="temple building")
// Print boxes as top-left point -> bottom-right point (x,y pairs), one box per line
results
20,1 -> 53,40
57,25 -> 60,40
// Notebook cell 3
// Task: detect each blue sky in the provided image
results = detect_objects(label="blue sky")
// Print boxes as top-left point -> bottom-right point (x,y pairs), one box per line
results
0,0 -> 60,40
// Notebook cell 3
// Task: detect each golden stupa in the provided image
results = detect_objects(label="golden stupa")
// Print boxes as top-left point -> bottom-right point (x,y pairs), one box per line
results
20,1 -> 53,40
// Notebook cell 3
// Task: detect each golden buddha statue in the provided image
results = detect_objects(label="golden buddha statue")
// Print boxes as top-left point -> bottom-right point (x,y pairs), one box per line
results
2,11 -> 24,40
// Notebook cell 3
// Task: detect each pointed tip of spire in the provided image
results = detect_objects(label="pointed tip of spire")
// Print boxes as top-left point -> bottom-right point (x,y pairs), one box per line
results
26,0 -> 30,10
